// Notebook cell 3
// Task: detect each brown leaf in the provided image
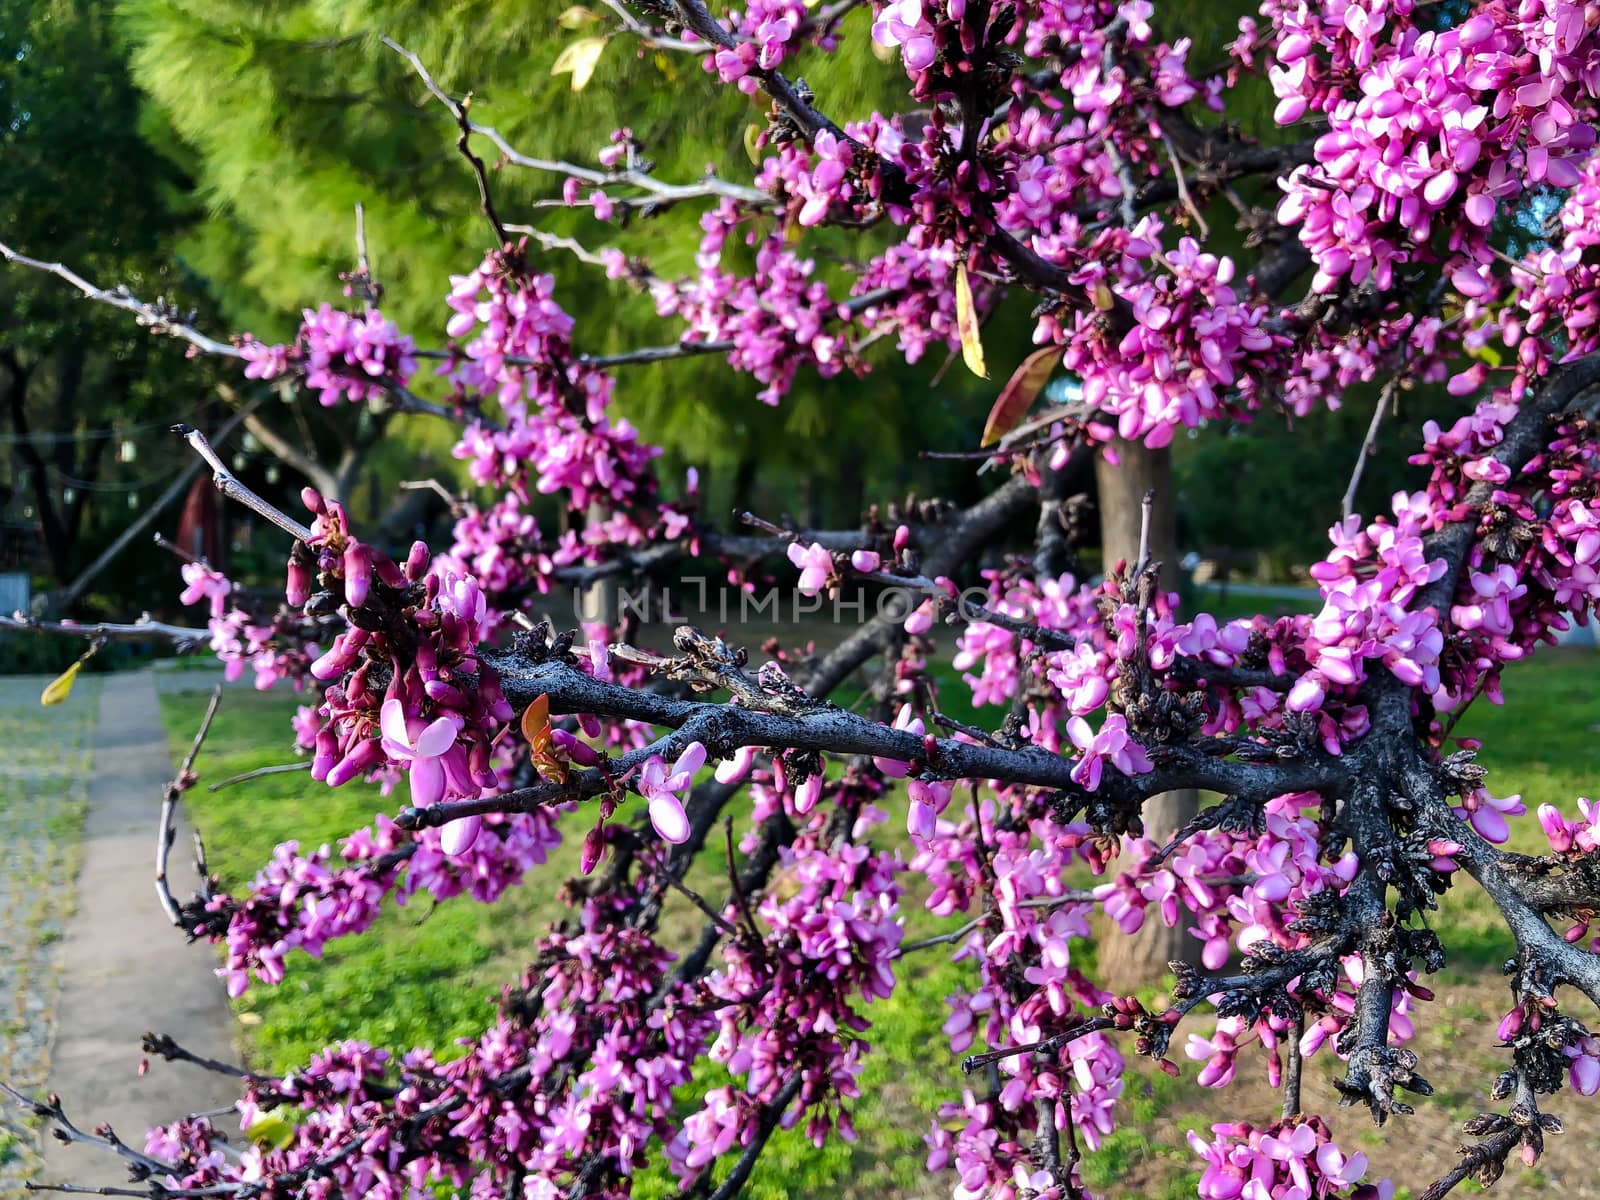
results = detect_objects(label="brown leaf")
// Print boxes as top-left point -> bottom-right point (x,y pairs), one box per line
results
981,346 -> 1060,446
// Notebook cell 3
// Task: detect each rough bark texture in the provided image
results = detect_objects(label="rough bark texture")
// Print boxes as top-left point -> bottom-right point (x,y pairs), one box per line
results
1094,439 -> 1204,990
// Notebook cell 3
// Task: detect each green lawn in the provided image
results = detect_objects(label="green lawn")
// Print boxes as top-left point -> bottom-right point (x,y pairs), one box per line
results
157,647 -> 1600,1199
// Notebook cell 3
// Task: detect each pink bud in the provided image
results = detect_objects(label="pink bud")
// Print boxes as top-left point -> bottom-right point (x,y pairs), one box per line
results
904,603 -> 935,635
344,543 -> 372,607
440,815 -> 482,856
326,737 -> 383,787
794,773 -> 823,815
311,729 -> 339,781
581,824 -> 606,875
1497,1007 -> 1524,1042
301,487 -> 325,516
1538,804 -> 1573,853
851,550 -> 882,572
286,556 -> 311,607
1286,674 -> 1325,713
893,524 -> 910,551
406,541 -> 431,581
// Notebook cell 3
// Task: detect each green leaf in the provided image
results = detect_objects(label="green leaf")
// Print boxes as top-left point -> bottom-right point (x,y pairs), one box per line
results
982,347 -> 1060,446
245,1112 -> 296,1151
557,6 -> 601,28
1469,342 -> 1503,368
955,263 -> 987,379
551,37 -> 609,92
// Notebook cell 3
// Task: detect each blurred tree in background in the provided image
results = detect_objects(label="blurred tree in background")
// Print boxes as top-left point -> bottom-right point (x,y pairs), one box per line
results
0,0 -> 218,593
112,0 -> 1026,529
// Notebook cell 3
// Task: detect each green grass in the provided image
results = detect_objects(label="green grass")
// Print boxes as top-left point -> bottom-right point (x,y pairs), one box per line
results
157,647 -> 1600,1198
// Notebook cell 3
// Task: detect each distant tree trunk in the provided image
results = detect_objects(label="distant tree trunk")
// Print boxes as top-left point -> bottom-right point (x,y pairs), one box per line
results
1095,439 -> 1202,992
2,353 -> 79,585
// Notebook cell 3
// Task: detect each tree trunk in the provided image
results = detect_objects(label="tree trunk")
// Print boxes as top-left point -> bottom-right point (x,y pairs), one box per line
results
2,357 -> 73,583
1094,438 -> 1203,992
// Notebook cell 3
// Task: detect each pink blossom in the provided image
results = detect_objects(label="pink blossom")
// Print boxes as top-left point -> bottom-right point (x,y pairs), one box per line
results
636,742 -> 706,843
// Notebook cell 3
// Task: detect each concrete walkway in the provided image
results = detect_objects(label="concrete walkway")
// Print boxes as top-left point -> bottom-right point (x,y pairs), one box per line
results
37,672 -> 240,1189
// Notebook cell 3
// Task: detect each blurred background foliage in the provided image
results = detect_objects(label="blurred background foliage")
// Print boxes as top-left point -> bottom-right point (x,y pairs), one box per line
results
1,0 -> 1461,652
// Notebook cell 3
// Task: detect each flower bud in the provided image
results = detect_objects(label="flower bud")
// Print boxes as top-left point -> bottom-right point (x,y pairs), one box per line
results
344,543 -> 372,607
326,737 -> 383,788
1496,1007 -> 1524,1042
580,824 -> 606,875
285,552 -> 312,608
440,815 -> 482,857
406,540 -> 431,581
794,773 -> 823,815
311,729 -> 339,782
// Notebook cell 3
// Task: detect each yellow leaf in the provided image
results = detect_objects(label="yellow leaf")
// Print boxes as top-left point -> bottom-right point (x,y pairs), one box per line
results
654,52 -> 677,82
982,346 -> 1061,446
245,1112 -> 296,1151
743,123 -> 765,167
551,37 -> 608,91
1091,280 -> 1117,311
558,5 -> 600,27
955,263 -> 988,379
40,661 -> 81,707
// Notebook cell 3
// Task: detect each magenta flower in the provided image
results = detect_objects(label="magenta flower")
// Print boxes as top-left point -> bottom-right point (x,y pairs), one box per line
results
379,697 -> 459,810
872,704 -> 924,777
787,540 -> 834,595
1454,786 -> 1525,844
637,742 -> 706,843
1066,713 -> 1153,791
179,562 -> 233,620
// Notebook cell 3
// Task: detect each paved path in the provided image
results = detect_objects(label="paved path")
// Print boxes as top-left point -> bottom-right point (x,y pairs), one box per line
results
0,675 -> 96,1194
31,672 -> 240,1191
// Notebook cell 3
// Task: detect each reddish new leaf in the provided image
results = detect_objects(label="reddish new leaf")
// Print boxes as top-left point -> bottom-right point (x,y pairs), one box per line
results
981,346 -> 1060,447
520,694 -> 569,783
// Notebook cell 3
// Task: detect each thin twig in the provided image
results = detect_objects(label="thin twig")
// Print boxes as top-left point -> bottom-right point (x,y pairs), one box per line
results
1282,1012 -> 1304,1120
0,1081 -> 176,1177
384,38 -> 767,209
1133,487 -> 1156,580
156,686 -> 223,926
207,762 -> 311,793
1342,379 -> 1397,521
0,613 -> 209,646
174,425 -> 314,542
0,242 -> 240,359
1159,128 -> 1209,238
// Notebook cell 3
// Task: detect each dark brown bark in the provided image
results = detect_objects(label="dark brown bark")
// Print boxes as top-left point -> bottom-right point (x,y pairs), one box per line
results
1094,438 -> 1203,990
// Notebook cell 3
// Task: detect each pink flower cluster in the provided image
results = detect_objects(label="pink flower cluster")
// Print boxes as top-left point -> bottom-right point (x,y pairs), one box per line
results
239,305 -> 417,405
647,200 -> 854,404
683,841 -> 903,1167
1055,219 -> 1287,448
204,805 -> 562,997
1188,1117 -> 1392,1200
445,246 -> 661,515
150,912 -> 711,1200
1274,2 -> 1600,292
